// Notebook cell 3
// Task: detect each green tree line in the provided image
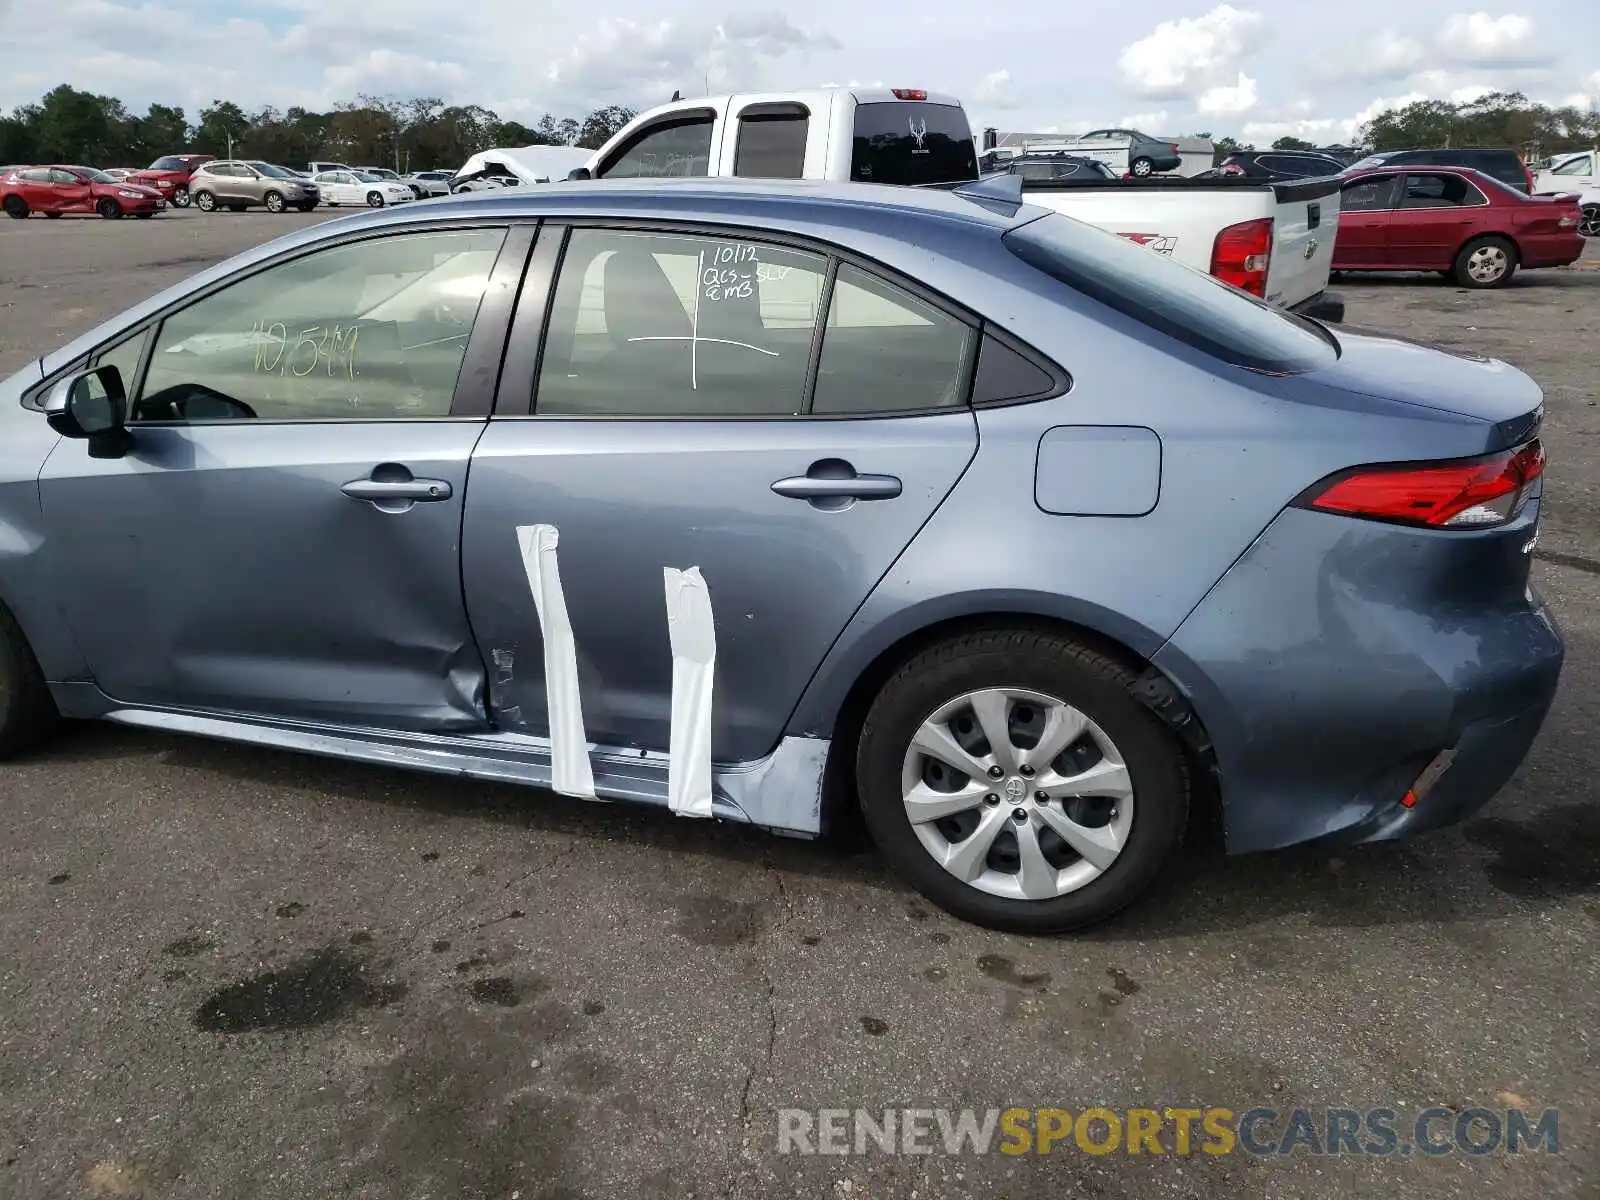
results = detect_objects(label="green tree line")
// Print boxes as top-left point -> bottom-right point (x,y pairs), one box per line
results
1199,91 -> 1598,161
0,84 -> 638,171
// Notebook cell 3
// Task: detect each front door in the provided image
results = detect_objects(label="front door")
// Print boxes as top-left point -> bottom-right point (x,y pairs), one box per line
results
1335,174 -> 1401,267
38,223 -> 523,731
462,224 -> 981,763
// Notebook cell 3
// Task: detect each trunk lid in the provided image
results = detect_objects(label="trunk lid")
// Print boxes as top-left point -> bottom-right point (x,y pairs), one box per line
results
1311,325 -> 1544,447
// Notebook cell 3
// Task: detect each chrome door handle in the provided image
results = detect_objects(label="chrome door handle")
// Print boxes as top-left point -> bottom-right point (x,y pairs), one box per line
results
341,479 -> 452,502
771,473 -> 902,501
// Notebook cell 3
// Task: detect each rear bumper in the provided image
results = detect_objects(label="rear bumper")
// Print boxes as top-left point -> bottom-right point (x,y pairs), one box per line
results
1152,504 -> 1564,855
1289,290 -> 1345,322
1520,233 -> 1587,268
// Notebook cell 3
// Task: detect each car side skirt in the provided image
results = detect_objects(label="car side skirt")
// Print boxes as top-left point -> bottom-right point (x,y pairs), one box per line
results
48,683 -> 829,838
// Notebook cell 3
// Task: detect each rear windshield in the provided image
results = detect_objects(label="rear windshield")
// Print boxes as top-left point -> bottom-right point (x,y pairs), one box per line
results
851,102 -> 977,186
1004,212 -> 1338,375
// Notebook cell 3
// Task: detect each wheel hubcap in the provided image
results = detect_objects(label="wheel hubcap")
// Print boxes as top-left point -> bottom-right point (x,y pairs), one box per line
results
1468,245 -> 1507,282
899,687 -> 1134,901
1581,208 -> 1600,238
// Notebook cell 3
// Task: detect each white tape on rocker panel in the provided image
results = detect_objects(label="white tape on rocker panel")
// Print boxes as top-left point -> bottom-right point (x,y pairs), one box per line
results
664,565 -> 716,818
516,524 -> 596,799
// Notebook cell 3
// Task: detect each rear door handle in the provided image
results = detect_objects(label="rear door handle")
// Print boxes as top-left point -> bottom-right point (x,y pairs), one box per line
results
341,479 -> 453,502
771,460 -> 902,503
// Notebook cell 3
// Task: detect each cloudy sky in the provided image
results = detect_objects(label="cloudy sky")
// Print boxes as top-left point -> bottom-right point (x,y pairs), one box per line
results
1,0 -> 1596,143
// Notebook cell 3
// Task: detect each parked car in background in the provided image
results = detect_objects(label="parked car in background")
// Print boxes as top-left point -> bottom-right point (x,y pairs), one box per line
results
99,168 -> 137,182
187,161 -> 320,213
455,146 -> 593,189
1533,150 -> 1599,237
0,177 -> 1562,932
405,170 -> 455,197
307,161 -> 354,176
1,165 -> 165,219
1030,129 -> 1184,177
310,169 -> 415,207
987,153 -> 1120,183
1209,150 -> 1348,180
1345,147 -> 1535,194
1334,165 -> 1584,287
126,154 -> 214,208
355,167 -> 423,198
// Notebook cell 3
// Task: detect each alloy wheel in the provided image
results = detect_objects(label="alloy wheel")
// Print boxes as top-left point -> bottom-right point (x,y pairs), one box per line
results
899,687 -> 1134,901
173,187 -> 190,208
194,190 -> 215,212
1581,205 -> 1600,239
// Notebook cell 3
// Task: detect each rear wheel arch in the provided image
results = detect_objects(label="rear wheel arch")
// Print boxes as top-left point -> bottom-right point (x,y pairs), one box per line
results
813,609 -> 1218,830
0,590 -> 60,757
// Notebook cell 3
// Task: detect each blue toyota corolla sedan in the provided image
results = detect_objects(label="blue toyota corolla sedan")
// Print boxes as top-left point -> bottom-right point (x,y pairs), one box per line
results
0,176 -> 1563,932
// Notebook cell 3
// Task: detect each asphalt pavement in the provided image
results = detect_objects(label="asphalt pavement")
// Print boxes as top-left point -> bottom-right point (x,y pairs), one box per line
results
0,208 -> 1596,1199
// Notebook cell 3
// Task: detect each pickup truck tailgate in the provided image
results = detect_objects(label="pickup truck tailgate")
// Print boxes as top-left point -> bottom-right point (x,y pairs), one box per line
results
1265,177 -> 1341,310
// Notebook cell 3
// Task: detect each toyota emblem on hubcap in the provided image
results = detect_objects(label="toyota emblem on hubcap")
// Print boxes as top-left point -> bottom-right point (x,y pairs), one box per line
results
1004,777 -> 1027,799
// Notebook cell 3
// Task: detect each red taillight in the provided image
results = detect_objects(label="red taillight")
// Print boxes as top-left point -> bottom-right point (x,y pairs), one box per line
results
892,89 -> 928,100
1210,217 -> 1273,297
1301,440 -> 1545,529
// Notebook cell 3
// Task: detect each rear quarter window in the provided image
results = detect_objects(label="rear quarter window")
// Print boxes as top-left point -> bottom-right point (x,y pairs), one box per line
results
1004,212 -> 1338,375
850,102 -> 977,186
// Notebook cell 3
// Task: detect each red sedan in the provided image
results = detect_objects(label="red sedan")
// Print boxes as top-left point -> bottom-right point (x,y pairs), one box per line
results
1334,164 -> 1585,288
1,165 -> 167,220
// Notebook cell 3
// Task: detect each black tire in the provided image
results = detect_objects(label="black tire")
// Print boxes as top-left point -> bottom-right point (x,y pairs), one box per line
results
0,602 -> 59,758
855,628 -> 1189,934
193,189 -> 216,212
1581,204 -> 1600,239
1129,156 -> 1155,177
97,197 -> 122,219
366,190 -> 384,207
2,195 -> 29,219
1452,235 -> 1518,288
295,202 -> 318,212
172,186 -> 190,208
263,190 -> 285,213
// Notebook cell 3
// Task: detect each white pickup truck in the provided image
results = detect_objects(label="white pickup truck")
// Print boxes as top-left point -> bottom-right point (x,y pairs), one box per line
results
575,88 -> 1343,319
1533,150 -> 1600,237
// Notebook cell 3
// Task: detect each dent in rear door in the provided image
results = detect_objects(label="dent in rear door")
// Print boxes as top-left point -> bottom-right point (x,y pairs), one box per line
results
461,225 -> 981,763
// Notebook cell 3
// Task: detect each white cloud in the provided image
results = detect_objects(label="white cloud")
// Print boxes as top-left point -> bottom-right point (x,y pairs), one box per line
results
1119,108 -> 1173,130
975,68 -> 1022,110
1436,11 -> 1551,67
1197,72 -> 1258,116
1318,30 -> 1427,82
1118,5 -> 1267,100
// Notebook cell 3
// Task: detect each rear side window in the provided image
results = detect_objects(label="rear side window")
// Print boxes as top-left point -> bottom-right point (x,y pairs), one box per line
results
733,111 -> 808,179
850,102 -> 977,186
1004,213 -> 1338,375
1400,173 -> 1486,208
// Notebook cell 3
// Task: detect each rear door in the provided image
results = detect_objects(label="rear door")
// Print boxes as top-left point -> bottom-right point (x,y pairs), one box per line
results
719,98 -> 819,179
1335,174 -> 1402,267
1387,172 -> 1485,267
462,222 -> 981,763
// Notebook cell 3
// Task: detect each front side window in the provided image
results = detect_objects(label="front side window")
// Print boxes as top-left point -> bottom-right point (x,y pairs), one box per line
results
1341,175 -> 1401,211
597,119 -> 715,179
850,102 -> 977,186
1552,155 -> 1592,176
134,228 -> 508,423
1400,173 -> 1484,208
91,328 -> 153,394
1004,211 -> 1338,376
812,264 -> 975,415
733,114 -> 808,179
536,228 -> 828,417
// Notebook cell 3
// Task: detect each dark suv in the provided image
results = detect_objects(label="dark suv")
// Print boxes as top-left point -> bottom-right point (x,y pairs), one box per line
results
1346,148 -> 1534,193
1213,150 -> 1347,180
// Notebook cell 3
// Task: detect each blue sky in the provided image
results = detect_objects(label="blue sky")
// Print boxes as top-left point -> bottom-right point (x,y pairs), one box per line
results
1,0 -> 1595,143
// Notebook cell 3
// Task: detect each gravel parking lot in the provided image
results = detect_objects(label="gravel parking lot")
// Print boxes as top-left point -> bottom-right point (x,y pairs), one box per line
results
1,209 -> 1596,1200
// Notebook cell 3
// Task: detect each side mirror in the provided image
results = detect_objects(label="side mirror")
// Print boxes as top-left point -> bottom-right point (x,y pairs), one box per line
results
45,366 -> 134,458
566,167 -> 593,181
